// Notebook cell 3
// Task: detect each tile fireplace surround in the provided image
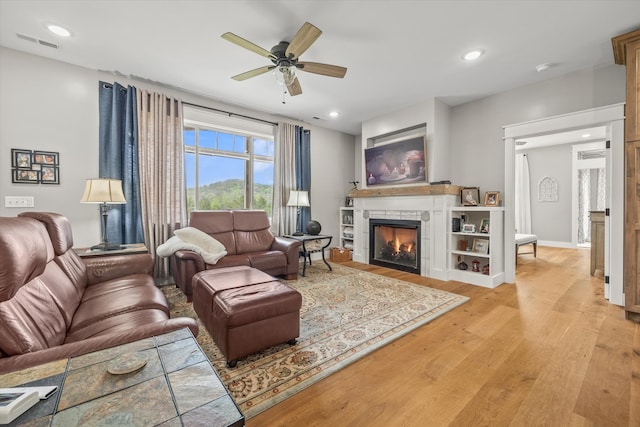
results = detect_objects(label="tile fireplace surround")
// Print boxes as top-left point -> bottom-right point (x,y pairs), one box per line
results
350,185 -> 461,281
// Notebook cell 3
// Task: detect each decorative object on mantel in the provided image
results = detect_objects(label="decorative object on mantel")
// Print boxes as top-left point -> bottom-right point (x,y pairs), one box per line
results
461,187 -> 480,206
349,180 -> 359,190
11,149 -> 60,184
538,176 -> 558,202
364,135 -> 426,187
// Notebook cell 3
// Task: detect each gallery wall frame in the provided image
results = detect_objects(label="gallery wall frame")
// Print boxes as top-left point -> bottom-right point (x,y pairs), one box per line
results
11,149 -> 60,184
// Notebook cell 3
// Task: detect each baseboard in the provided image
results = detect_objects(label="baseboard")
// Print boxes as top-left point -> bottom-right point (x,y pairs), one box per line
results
537,240 -> 581,249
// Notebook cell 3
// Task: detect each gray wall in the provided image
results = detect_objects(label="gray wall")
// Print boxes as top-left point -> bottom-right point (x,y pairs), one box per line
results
0,47 -> 356,247
449,64 -> 626,195
519,145 -> 573,243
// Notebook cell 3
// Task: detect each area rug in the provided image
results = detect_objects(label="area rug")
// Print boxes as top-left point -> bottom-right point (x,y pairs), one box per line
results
161,263 -> 468,419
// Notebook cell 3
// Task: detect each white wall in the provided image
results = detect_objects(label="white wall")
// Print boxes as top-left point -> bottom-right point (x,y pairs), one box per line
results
519,145 -> 573,244
449,64 -> 626,194
361,97 -> 451,184
0,47 -> 356,247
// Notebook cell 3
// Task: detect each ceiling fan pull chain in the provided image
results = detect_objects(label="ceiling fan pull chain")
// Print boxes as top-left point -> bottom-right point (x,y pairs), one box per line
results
282,88 -> 287,104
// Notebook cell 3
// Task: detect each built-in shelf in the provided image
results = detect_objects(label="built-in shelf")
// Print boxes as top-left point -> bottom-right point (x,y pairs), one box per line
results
339,207 -> 354,250
448,207 -> 504,288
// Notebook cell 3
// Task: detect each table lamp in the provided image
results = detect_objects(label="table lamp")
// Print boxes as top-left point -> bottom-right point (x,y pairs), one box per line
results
80,178 -> 126,250
287,190 -> 310,236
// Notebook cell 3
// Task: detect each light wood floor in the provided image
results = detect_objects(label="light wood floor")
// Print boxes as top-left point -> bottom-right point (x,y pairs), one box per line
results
249,246 -> 639,426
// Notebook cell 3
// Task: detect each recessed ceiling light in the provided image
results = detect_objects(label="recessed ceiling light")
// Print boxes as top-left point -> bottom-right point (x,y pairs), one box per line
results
46,24 -> 71,37
329,111 -> 340,118
462,49 -> 484,61
582,133 -> 591,138
536,63 -> 551,73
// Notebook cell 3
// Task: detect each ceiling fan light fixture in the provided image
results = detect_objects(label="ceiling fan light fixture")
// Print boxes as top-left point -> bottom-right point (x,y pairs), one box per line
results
274,64 -> 296,86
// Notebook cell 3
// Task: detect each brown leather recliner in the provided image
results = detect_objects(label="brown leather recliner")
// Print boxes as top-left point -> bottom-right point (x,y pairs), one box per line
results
171,210 -> 301,301
0,212 -> 198,374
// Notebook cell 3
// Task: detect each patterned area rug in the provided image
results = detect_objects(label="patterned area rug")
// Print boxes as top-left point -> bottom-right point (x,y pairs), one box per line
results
161,263 -> 468,419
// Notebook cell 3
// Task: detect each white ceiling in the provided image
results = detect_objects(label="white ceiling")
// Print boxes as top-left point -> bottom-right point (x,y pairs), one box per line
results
1,1 -> 639,136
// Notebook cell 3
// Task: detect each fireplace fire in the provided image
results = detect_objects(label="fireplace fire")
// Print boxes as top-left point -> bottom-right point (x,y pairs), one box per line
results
369,219 -> 420,274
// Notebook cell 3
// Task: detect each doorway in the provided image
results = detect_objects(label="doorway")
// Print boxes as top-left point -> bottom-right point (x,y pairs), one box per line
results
503,104 -> 625,305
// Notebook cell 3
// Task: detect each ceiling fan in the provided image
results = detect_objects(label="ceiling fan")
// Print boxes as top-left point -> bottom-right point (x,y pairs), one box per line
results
221,22 -> 347,96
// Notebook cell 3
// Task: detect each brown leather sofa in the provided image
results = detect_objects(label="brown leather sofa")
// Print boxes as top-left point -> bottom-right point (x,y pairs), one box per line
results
0,212 -> 198,374
171,210 -> 301,301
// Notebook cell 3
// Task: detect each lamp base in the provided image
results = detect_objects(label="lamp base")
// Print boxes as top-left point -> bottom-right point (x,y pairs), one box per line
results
90,242 -> 123,251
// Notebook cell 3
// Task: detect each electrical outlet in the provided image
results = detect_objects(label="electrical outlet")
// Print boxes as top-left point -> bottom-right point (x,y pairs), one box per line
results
5,196 -> 34,208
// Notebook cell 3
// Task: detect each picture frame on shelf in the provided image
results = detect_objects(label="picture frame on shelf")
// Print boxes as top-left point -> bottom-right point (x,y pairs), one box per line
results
345,197 -> 354,207
461,187 -> 480,206
461,223 -> 476,233
472,238 -> 489,254
484,191 -> 500,207
480,218 -> 490,233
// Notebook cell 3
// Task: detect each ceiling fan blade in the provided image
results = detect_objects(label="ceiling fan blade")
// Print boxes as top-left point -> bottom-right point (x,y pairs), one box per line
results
287,77 -> 302,96
297,62 -> 347,78
221,32 -> 275,59
285,22 -> 322,59
231,66 -> 273,81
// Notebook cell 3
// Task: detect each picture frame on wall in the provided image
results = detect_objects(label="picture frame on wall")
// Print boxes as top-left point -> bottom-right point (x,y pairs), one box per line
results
484,191 -> 500,207
12,149 -> 32,168
461,187 -> 480,206
10,148 -> 60,184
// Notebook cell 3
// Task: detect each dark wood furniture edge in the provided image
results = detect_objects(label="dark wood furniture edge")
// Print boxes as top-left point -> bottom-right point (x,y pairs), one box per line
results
612,28 -> 640,65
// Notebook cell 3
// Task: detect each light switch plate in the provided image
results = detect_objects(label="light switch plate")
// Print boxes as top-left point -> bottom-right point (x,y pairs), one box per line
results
5,196 -> 34,208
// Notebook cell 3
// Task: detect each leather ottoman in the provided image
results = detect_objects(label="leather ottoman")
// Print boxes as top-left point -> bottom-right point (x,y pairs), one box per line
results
192,266 -> 302,367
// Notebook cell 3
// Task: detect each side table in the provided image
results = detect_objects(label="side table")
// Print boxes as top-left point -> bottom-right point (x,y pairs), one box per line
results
283,234 -> 332,276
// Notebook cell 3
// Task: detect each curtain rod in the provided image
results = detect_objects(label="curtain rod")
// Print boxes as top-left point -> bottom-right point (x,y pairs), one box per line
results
183,102 -> 278,127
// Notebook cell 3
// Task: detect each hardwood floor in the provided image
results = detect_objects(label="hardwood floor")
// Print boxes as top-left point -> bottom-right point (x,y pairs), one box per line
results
249,246 -> 639,426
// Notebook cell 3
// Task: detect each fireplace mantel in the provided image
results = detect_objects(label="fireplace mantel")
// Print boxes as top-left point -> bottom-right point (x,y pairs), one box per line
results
349,184 -> 463,198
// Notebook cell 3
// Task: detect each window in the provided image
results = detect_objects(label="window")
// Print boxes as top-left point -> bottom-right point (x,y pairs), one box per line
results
183,108 -> 274,217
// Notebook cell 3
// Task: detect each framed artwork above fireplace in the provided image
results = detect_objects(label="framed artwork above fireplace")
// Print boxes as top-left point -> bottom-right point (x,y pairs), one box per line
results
364,135 -> 426,187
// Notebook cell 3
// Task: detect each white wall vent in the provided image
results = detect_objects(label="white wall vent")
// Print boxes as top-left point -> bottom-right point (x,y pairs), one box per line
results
16,33 -> 59,49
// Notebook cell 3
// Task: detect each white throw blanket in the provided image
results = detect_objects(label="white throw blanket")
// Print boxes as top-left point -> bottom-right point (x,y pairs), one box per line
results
156,236 -> 227,265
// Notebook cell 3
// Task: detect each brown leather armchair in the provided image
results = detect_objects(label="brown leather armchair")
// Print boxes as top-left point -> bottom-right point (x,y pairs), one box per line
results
171,210 -> 301,301
0,212 -> 198,374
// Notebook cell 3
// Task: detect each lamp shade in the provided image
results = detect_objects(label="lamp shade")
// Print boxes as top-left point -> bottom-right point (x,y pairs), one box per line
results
286,190 -> 310,207
80,178 -> 126,204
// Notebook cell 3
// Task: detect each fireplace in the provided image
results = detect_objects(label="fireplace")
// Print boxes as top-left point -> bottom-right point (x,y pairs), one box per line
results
369,219 -> 421,274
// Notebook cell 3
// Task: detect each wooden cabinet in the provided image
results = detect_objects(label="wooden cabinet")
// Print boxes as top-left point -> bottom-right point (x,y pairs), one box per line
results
590,211 -> 605,277
448,207 -> 504,288
339,207 -> 354,250
612,29 -> 640,321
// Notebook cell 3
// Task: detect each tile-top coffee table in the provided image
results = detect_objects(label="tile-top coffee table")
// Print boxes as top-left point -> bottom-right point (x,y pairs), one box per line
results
0,328 -> 244,427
